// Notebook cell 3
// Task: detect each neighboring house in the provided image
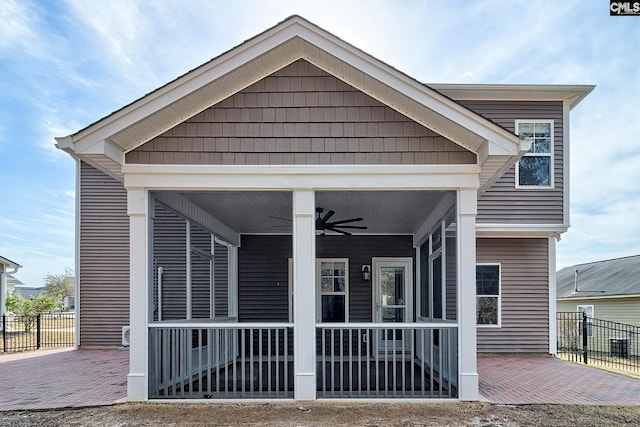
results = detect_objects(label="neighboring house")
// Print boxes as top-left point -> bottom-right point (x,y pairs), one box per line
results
0,256 -> 22,319
6,275 -> 26,294
12,286 -> 44,300
55,16 -> 592,402
557,255 -> 640,327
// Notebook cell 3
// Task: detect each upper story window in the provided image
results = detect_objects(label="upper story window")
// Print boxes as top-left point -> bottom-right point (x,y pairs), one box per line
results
515,120 -> 554,188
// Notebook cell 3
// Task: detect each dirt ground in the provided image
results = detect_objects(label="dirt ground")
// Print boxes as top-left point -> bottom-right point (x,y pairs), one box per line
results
2,402 -> 640,427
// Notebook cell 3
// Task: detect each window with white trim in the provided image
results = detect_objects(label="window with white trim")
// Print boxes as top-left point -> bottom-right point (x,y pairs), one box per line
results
476,264 -> 500,326
577,305 -> 594,337
515,120 -> 553,188
317,259 -> 348,322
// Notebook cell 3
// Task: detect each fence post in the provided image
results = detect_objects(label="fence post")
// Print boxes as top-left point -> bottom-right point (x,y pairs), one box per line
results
37,314 -> 41,350
582,311 -> 588,364
2,314 -> 6,353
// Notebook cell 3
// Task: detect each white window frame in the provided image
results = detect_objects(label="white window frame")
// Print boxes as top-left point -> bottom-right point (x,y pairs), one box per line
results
515,119 -> 554,189
476,263 -> 501,328
316,258 -> 349,323
577,304 -> 594,337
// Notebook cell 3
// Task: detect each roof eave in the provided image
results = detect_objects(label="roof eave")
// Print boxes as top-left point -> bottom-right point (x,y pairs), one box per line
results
431,84 -> 596,110
0,256 -> 22,269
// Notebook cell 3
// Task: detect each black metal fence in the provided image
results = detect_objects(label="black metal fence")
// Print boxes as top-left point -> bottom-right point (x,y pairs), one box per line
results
1,313 -> 76,353
557,311 -> 640,373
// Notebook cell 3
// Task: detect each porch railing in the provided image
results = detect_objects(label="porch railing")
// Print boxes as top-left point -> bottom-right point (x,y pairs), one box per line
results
316,323 -> 458,398
149,320 -> 294,399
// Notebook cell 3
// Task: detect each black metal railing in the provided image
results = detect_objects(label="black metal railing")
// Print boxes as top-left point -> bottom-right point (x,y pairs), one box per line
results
557,311 -> 640,372
1,313 -> 76,353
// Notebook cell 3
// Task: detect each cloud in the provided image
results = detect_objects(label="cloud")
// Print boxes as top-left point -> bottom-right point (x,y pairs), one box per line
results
0,0 -> 37,53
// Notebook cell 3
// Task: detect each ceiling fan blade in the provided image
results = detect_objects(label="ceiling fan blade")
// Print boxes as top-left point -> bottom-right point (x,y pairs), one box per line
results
320,210 -> 335,223
329,228 -> 352,236
270,216 -> 292,221
326,217 -> 364,226
334,225 -> 367,229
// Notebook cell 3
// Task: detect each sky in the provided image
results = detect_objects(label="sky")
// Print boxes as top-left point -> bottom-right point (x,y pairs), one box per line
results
1,0 -> 639,287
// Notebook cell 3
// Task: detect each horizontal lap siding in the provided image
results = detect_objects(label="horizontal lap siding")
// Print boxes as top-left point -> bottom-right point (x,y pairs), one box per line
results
126,59 -> 475,166
557,298 -> 640,327
460,101 -> 564,224
79,162 -> 129,347
238,235 -> 290,322
153,203 -> 187,320
190,224 -> 211,319
214,241 -> 229,317
477,238 -> 549,352
237,235 -> 414,323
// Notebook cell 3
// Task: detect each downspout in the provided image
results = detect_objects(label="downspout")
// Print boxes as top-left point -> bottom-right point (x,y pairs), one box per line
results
157,267 -> 163,322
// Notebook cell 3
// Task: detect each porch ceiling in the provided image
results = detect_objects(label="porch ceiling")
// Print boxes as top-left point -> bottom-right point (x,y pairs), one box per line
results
181,190 -> 449,235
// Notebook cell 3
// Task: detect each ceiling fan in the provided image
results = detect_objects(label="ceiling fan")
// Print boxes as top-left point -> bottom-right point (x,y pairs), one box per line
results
270,207 -> 367,236
315,207 -> 367,236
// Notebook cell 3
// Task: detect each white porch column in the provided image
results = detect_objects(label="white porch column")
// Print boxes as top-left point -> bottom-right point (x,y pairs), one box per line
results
458,188 -> 479,401
127,187 -> 149,401
292,189 -> 316,400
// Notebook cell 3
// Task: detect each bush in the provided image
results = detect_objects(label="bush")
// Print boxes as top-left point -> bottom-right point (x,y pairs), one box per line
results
5,294 -> 57,332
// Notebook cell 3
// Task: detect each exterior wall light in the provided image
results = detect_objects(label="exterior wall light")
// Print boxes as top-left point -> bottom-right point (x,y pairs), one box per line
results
361,264 -> 371,281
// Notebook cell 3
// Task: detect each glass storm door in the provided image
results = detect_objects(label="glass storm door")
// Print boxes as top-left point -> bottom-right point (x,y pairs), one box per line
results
374,258 -> 412,352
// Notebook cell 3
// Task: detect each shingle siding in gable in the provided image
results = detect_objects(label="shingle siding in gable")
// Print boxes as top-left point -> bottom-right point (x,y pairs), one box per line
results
461,101 -> 564,225
79,161 -> 129,347
126,59 -> 476,166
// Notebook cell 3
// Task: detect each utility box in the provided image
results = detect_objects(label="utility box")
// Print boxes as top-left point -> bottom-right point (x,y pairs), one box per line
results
609,337 -> 629,358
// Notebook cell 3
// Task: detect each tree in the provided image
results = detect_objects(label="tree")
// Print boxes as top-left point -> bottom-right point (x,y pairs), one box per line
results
43,268 -> 75,308
5,294 -> 57,332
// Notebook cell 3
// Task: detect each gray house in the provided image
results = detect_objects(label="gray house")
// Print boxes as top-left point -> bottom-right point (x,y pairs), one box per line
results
56,16 -> 592,402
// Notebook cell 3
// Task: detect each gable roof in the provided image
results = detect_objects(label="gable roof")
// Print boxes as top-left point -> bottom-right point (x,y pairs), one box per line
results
56,15 -> 533,191
7,275 -> 26,288
13,286 -> 44,300
557,254 -> 640,299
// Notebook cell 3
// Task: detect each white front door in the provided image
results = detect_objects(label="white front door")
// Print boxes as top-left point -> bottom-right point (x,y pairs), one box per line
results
373,258 -> 413,352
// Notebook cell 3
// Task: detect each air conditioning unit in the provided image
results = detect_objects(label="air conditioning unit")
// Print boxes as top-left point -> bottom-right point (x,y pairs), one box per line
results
122,326 -> 131,347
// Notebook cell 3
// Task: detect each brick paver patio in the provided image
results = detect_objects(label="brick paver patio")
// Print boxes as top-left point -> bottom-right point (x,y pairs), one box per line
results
0,348 -> 128,411
1,350 -> 639,410
479,353 -> 640,405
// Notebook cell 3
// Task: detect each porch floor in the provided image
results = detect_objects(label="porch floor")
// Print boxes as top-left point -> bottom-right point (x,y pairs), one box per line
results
153,358 -> 455,399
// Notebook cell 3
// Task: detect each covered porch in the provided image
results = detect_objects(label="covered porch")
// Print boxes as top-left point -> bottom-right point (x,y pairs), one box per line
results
125,181 -> 478,401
